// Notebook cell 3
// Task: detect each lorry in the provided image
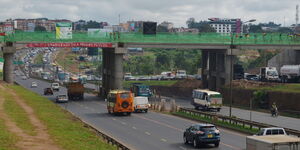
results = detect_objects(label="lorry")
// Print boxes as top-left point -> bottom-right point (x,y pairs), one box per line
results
66,82 -> 84,100
246,135 -> 300,150
280,65 -> 300,83
131,83 -> 152,97
260,67 -> 279,82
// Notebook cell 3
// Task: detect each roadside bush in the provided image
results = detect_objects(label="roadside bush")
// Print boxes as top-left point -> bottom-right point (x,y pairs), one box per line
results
253,90 -> 268,109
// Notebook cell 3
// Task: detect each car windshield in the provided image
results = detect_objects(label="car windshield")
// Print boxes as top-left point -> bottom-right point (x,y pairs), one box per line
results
256,129 -> 265,136
200,126 -> 217,132
267,71 -> 278,76
59,95 -> 67,98
120,93 -> 130,99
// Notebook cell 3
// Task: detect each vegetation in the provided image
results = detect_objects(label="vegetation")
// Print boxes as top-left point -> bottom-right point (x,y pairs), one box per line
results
3,91 -> 37,136
124,49 -> 201,75
34,53 -> 43,64
186,18 -> 216,32
174,111 -> 259,134
0,72 -> 2,80
253,84 -> 300,94
9,85 -> 116,150
0,118 -> 18,150
123,80 -> 177,89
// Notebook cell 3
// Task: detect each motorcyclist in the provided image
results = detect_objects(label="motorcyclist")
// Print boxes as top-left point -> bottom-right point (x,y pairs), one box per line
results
271,102 -> 278,116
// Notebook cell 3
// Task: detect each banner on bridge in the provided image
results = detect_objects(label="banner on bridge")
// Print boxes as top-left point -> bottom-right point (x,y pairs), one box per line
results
26,42 -> 113,48
56,22 -> 72,39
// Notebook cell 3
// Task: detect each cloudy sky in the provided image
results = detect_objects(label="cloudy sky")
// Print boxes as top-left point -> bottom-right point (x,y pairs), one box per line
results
0,0 -> 298,27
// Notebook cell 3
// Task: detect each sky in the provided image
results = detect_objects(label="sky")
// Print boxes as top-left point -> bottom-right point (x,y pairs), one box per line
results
0,0 -> 299,27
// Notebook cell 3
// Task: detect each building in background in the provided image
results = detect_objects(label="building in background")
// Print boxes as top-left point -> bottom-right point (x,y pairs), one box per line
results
159,21 -> 174,30
208,18 -> 243,34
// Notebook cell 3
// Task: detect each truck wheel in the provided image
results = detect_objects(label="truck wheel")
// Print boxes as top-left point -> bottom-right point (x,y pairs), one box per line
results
127,112 -> 131,116
144,109 -> 148,113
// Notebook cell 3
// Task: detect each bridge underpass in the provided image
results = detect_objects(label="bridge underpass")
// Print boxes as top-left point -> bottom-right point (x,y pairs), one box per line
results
1,31 -> 300,94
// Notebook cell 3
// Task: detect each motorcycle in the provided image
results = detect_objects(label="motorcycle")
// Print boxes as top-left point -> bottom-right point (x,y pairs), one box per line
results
271,107 -> 278,117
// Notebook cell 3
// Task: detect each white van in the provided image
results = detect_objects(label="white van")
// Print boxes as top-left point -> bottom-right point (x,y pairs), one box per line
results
192,89 -> 222,111
134,97 -> 149,113
51,83 -> 60,91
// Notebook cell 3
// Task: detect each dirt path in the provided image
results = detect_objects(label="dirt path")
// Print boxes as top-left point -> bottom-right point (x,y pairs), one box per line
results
0,83 -> 62,150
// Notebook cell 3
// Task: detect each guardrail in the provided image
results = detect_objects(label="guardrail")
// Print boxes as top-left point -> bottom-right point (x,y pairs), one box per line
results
179,107 -> 300,137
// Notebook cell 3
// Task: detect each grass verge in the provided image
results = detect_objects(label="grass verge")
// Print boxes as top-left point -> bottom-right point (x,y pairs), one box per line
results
173,111 -> 259,135
34,53 -> 43,64
2,91 -> 37,136
123,80 -> 177,89
9,85 -> 116,150
0,118 -> 19,150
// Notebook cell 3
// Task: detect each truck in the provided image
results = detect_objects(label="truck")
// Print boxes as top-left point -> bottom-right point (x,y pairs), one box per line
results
66,82 -> 84,100
260,67 -> 279,82
131,83 -> 152,97
175,70 -> 187,79
280,65 -> 300,83
246,135 -> 300,150
233,64 -> 244,80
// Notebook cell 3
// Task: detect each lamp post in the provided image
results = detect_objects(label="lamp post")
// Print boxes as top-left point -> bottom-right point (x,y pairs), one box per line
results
229,19 -> 256,117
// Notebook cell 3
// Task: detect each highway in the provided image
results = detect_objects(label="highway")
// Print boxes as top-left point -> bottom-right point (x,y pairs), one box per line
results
14,74 -> 247,150
84,82 -> 300,131
159,96 -> 300,131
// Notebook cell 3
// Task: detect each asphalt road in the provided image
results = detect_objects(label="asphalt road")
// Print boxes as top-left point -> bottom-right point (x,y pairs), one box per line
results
159,96 -> 300,131
14,74 -> 247,150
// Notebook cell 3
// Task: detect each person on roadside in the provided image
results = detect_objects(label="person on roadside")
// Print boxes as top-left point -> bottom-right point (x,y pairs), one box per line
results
271,102 -> 278,117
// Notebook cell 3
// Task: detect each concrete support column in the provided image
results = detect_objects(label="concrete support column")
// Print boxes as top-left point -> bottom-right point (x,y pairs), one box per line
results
112,53 -> 123,89
3,43 -> 16,84
101,47 -> 126,97
208,52 -> 217,90
201,51 -> 209,89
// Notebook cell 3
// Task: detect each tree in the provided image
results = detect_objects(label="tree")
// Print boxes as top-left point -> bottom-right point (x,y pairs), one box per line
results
157,25 -> 169,32
249,25 -> 263,33
186,19 -> 215,32
277,27 -> 293,33
34,25 -> 46,32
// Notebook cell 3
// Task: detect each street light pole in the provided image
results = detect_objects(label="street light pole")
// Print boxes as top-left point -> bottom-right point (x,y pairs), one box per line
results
229,33 -> 233,117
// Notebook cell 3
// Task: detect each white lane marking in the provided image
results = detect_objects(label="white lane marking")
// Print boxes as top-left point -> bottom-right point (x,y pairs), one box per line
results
112,118 -> 116,121
132,126 -> 137,130
145,132 -> 151,135
160,138 -> 167,142
179,146 -> 186,150
121,122 -> 127,125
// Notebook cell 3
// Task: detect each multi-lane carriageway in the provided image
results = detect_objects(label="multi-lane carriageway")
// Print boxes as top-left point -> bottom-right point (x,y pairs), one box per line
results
15,72 -> 247,150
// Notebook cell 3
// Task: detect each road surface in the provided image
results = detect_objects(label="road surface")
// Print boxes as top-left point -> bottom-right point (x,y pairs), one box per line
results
14,75 -> 247,150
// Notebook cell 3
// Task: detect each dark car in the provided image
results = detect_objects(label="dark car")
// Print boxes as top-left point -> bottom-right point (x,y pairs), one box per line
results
44,88 -> 53,95
183,124 -> 220,148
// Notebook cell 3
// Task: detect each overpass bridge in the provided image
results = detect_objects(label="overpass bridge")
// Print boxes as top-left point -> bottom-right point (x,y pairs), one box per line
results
1,31 -> 300,95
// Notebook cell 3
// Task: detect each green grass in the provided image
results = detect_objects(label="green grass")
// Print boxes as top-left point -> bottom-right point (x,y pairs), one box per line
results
257,84 -> 300,93
2,89 -> 37,136
0,118 -> 19,150
34,53 -> 43,64
173,111 -> 259,134
123,80 -> 177,89
0,72 -> 3,80
9,85 -> 116,150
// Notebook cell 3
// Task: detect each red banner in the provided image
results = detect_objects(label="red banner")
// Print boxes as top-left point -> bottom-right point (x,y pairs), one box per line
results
26,42 -> 113,48
0,32 -> 5,36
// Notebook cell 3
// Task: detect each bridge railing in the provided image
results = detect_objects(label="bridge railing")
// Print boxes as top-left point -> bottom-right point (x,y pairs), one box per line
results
1,31 -> 300,45
179,107 -> 300,137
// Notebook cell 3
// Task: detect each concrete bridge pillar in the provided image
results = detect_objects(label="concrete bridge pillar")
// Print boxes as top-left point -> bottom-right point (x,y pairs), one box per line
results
2,42 -> 16,84
201,49 -> 238,91
101,47 -> 126,97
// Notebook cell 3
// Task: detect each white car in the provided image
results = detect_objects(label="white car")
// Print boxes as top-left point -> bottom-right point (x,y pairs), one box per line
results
56,95 -> 68,103
255,127 -> 287,136
31,82 -> 38,88
133,96 -> 150,113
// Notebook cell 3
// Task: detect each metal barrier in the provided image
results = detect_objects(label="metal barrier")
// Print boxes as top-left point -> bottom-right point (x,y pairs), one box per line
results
179,107 -> 300,137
